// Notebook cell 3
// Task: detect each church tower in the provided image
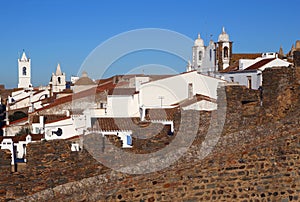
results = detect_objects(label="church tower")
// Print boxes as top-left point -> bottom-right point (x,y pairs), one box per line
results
192,33 -> 205,70
216,27 -> 232,71
18,51 -> 32,88
50,63 -> 66,94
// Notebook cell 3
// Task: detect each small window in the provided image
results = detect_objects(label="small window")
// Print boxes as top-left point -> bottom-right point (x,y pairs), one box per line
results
22,67 -> 27,75
230,77 -> 234,82
58,77 -> 61,84
199,51 -> 202,61
209,49 -> 212,61
224,46 -> 229,58
127,135 -> 132,146
247,76 -> 252,89
188,83 -> 193,99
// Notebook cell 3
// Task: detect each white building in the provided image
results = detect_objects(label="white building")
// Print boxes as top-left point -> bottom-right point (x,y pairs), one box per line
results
18,51 -> 32,89
50,63 -> 66,94
188,27 -> 232,75
221,53 -> 291,89
31,114 -> 86,141
139,71 -> 225,108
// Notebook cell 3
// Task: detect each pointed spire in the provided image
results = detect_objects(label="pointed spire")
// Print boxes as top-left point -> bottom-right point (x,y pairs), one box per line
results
222,26 -> 226,33
279,45 -> 284,56
198,33 -> 201,39
55,63 -> 62,75
21,51 -> 28,61
291,44 -> 295,50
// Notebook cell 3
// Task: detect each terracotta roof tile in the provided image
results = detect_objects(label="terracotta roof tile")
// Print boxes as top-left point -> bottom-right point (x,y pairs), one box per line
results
244,58 -> 275,71
92,118 -> 141,131
107,88 -> 138,96
0,134 -> 44,143
33,81 -> 117,113
173,94 -> 216,108
7,117 -> 28,125
32,115 -> 69,124
145,107 -> 180,121
219,62 -> 239,73
231,53 -> 262,63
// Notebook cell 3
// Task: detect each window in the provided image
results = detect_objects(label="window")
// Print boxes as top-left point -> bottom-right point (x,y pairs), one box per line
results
209,49 -> 212,61
58,77 -> 61,84
224,46 -> 229,58
247,76 -> 252,89
127,135 -> 132,146
198,51 -> 202,61
230,77 -> 234,82
22,67 -> 27,75
188,83 -> 193,99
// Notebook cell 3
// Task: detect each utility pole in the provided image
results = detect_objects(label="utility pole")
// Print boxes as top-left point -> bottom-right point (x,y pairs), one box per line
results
158,96 -> 164,108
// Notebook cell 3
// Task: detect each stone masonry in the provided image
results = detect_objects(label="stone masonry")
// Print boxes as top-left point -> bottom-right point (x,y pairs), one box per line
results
1,55 -> 300,201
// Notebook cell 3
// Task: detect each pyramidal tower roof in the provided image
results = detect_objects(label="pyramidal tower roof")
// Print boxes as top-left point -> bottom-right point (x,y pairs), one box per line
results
20,51 -> 28,61
55,63 -> 63,75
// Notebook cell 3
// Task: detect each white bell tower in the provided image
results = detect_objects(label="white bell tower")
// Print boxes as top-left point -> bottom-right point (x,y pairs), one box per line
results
18,51 -> 32,88
50,63 -> 66,94
192,33 -> 205,70
216,27 -> 232,71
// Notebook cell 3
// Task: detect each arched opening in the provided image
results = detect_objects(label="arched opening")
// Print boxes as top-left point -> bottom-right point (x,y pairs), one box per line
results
9,111 -> 27,122
209,49 -> 212,61
22,67 -> 27,76
199,51 -> 202,61
224,46 -> 229,58
58,77 -> 61,84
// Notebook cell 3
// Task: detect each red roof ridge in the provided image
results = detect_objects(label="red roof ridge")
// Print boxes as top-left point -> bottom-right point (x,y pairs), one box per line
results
244,58 -> 275,71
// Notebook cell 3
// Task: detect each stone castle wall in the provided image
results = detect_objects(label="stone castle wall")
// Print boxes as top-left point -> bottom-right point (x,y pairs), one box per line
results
1,63 -> 300,201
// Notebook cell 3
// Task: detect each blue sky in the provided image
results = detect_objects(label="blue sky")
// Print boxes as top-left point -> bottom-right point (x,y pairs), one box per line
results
0,0 -> 299,88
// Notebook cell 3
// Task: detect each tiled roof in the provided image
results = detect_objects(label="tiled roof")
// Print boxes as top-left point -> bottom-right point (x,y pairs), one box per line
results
6,117 -> 28,126
107,88 -> 138,96
231,53 -> 262,64
32,115 -> 69,124
244,58 -> 275,71
0,134 -> 43,143
145,107 -> 180,121
219,62 -> 239,73
33,81 -> 117,113
173,94 -> 217,108
75,77 -> 96,85
93,117 -> 141,131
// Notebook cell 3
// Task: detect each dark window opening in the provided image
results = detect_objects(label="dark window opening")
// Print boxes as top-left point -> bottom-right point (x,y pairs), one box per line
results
224,46 -> 229,58
247,76 -> 252,89
199,51 -> 202,61
241,100 -> 256,105
22,67 -> 27,76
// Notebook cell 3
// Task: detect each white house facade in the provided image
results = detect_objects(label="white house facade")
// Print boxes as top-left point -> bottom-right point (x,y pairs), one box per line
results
139,71 -> 225,108
221,53 -> 291,89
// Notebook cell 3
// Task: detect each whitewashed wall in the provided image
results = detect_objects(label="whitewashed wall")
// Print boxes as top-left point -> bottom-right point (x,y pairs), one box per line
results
223,71 -> 260,89
139,71 -> 225,107
106,94 -> 139,117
